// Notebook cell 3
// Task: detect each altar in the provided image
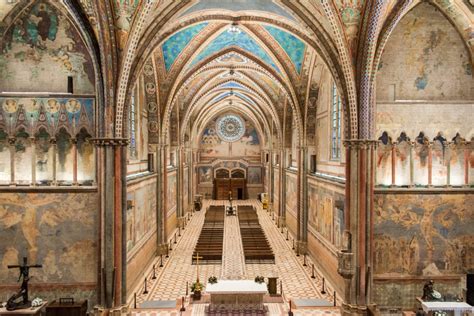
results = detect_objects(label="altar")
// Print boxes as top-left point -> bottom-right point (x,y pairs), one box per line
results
205,280 -> 268,313
421,301 -> 473,316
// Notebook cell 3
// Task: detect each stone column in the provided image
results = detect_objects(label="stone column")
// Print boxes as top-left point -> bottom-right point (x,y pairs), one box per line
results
339,140 -> 376,315
93,137 -> 128,308
8,137 -> 15,185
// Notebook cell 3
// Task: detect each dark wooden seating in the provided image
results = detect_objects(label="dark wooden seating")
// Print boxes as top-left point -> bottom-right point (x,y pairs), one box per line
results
192,205 -> 225,264
238,205 -> 275,264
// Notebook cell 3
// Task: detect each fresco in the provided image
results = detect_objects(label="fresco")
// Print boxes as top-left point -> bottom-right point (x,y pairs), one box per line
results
113,0 -> 140,50
394,139 -> 411,186
376,2 -> 472,101
0,1 -> 95,94
126,179 -> 156,254
374,194 -> 474,275
308,184 -> 344,246
233,124 -> 260,156
285,174 -> 297,217
180,0 -> 296,21
0,130 -> 11,184
198,166 -> 212,183
375,138 -> 392,186
189,29 -> 280,73
167,173 -> 177,215
264,25 -> 305,74
0,192 -> 98,284
162,22 -> 208,71
200,123 -> 229,156
248,166 -> 262,184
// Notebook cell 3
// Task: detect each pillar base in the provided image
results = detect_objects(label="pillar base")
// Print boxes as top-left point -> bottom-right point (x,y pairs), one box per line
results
157,243 -> 168,255
341,303 -> 368,316
296,241 -> 307,255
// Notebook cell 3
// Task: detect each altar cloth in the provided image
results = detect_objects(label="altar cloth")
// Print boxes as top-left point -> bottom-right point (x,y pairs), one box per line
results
421,301 -> 473,316
206,280 -> 268,294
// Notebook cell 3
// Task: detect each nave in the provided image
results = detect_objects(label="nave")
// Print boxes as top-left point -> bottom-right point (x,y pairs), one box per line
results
130,200 -> 340,315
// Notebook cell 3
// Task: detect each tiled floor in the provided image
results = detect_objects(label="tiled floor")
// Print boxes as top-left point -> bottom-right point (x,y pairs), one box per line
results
130,199 -> 341,315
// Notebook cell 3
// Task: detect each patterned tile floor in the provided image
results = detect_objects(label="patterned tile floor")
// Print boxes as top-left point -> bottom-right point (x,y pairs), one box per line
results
130,199 -> 341,315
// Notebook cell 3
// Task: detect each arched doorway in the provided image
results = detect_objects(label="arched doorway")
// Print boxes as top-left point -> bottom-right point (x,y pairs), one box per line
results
213,168 -> 247,200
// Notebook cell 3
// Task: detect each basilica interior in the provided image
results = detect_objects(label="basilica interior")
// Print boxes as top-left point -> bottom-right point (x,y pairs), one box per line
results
0,0 -> 473,315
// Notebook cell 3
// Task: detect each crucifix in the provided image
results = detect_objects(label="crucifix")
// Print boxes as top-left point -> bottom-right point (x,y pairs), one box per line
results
192,253 -> 203,283
6,257 -> 42,311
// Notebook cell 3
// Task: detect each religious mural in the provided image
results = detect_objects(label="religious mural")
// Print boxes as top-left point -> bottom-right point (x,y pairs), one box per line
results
247,166 -> 262,184
200,118 -> 261,158
0,192 -> 98,284
376,3 -> 472,101
183,167 -> 189,211
113,0 -> 141,50
0,97 -> 95,185
126,179 -> 156,254
285,174 -> 297,217
167,173 -> 177,215
374,194 -> 474,275
198,166 -> 212,183
0,1 -> 95,94
308,184 -> 345,247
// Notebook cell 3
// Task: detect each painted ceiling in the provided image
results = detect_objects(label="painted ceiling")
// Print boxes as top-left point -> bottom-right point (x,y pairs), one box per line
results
180,0 -> 296,21
189,27 -> 280,73
264,25 -> 306,74
162,22 -> 208,71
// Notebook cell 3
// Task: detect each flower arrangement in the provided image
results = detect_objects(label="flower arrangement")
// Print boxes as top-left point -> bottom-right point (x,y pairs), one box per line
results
254,276 -> 265,284
191,281 -> 204,293
208,276 -> 218,284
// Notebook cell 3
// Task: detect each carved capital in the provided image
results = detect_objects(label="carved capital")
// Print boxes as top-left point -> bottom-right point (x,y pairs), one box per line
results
91,138 -> 129,147
337,250 -> 355,279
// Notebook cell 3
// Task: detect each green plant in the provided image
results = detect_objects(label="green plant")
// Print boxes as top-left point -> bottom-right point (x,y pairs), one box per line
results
191,281 -> 204,292
254,276 -> 265,284
208,276 -> 218,284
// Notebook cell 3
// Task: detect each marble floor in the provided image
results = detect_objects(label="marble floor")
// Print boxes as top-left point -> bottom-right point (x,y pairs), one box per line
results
130,199 -> 341,315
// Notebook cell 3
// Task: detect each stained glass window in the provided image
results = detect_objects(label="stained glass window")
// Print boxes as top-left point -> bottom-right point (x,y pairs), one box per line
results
216,114 -> 245,142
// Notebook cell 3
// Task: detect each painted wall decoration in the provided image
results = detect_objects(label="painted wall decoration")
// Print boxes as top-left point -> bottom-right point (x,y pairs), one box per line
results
113,0 -> 140,50
248,166 -> 262,184
189,29 -> 280,73
0,192 -> 98,284
161,22 -> 208,71
200,117 -> 261,158
198,166 -> 212,183
126,178 -> 156,254
374,194 -> 474,276
376,3 -> 473,101
0,97 -> 95,185
183,167 -> 189,211
167,173 -> 177,215
307,184 -> 345,246
285,174 -> 297,217
181,0 -> 296,21
0,1 -> 95,94
264,25 -> 305,74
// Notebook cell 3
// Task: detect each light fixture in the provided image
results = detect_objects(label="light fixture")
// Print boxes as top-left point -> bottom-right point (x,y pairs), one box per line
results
228,22 -> 241,35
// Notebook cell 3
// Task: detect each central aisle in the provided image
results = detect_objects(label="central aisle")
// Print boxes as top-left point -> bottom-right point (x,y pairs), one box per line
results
136,199 -> 339,314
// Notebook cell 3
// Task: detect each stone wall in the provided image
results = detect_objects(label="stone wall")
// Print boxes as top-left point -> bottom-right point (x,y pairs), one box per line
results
0,191 -> 99,305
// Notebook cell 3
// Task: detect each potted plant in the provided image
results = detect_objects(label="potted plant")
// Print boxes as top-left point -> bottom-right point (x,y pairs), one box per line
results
254,276 -> 265,284
208,276 -> 218,284
191,281 -> 204,300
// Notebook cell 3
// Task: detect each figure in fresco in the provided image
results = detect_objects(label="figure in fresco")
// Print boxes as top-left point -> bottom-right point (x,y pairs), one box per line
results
415,132 -> 430,167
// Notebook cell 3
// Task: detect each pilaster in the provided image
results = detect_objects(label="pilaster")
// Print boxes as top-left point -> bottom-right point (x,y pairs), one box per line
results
92,137 -> 128,308
339,139 -> 376,314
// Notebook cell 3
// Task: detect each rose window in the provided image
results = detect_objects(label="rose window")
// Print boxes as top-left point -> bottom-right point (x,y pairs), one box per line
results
216,114 -> 245,142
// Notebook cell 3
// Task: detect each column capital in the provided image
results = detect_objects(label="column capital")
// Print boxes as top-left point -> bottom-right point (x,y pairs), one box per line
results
343,139 -> 377,149
91,137 -> 129,147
